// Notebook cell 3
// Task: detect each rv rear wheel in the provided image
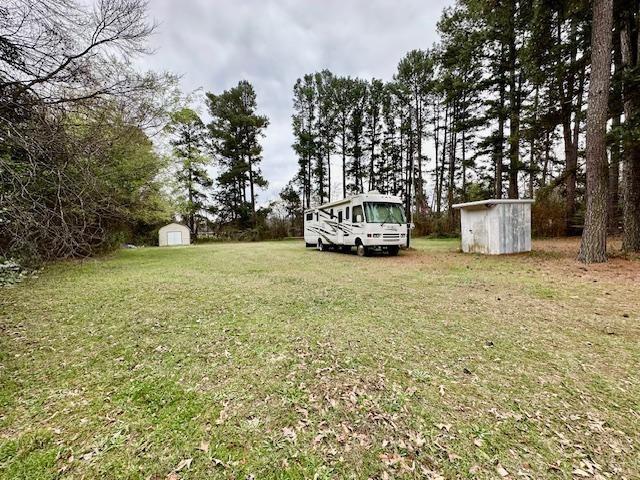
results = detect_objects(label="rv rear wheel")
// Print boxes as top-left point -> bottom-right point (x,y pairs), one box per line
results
317,239 -> 325,251
356,244 -> 368,257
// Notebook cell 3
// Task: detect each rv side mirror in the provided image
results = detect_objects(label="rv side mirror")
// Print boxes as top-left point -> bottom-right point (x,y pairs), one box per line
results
356,214 -> 363,223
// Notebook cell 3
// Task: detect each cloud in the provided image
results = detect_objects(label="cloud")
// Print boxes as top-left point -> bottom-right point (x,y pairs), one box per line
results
136,0 -> 453,203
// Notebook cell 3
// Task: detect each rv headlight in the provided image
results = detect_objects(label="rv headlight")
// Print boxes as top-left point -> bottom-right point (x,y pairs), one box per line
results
372,233 -> 381,238
401,233 -> 406,237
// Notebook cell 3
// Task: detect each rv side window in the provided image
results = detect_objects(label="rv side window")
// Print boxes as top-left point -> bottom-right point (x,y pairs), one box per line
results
338,211 -> 343,223
345,207 -> 350,220
353,205 -> 363,222
306,213 -> 313,221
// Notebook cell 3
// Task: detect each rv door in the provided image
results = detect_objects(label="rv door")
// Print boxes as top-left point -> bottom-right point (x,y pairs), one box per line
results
336,210 -> 344,244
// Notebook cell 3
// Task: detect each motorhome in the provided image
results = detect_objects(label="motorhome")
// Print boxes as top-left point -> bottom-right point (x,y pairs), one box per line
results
303,191 -> 411,256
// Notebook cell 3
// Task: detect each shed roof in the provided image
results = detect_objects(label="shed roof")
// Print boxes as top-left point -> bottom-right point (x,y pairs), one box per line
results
159,222 -> 189,230
452,199 -> 534,209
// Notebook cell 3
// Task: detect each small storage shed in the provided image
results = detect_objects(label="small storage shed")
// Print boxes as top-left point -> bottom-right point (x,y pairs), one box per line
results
452,199 -> 534,255
158,223 -> 191,246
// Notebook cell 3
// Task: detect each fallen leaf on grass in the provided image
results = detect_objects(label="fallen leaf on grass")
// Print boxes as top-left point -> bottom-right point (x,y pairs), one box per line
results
215,402 -> 229,425
81,451 -> 94,461
496,464 -> 509,477
572,469 -> 591,477
447,452 -> 461,462
410,432 -> 426,448
312,433 -> 325,446
379,452 -> 403,466
436,423 -> 452,432
469,465 -> 481,475
439,385 -> 445,396
198,440 -> 209,453
474,438 -> 484,447
282,427 -> 297,443
166,474 -> 180,480
175,458 -> 192,472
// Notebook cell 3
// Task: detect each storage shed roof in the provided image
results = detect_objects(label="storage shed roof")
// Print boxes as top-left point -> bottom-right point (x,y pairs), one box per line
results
452,199 -> 534,210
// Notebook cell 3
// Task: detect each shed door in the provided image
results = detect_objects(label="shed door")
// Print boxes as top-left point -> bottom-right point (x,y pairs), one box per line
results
167,231 -> 183,245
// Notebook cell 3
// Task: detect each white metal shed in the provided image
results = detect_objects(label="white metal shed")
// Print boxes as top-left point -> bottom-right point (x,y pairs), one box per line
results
452,199 -> 534,255
158,223 -> 191,246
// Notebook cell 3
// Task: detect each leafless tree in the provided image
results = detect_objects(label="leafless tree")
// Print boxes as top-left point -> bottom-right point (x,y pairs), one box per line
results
1,0 -> 156,104
1,0 -> 175,263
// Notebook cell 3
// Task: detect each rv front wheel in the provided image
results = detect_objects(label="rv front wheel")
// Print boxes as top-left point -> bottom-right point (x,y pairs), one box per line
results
356,244 -> 368,257
388,245 -> 399,256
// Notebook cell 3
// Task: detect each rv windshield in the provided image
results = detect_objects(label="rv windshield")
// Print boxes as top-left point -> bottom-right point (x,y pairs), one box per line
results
364,202 -> 406,224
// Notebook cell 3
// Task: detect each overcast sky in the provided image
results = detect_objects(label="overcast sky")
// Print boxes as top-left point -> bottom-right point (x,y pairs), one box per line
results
137,0 -> 454,203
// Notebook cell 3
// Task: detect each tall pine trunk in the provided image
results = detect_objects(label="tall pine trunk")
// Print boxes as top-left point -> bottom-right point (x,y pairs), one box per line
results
495,49 -> 506,199
557,17 -> 581,232
529,85 -> 539,199
609,114 -> 621,232
248,154 -> 256,226
462,127 -> 467,201
578,0 -> 613,263
448,100 -> 457,228
415,95 -> 425,214
307,152 -> 312,208
341,125 -> 347,199
608,31 -> 622,233
507,12 -> 520,200
369,115 -> 376,192
327,150 -> 331,202
405,127 -> 414,248
621,8 -> 640,252
438,103 -> 449,213
433,101 -> 440,209
542,131 -> 550,187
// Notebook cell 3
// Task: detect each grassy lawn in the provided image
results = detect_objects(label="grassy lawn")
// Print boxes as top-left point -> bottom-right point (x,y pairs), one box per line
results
1,238 -> 639,479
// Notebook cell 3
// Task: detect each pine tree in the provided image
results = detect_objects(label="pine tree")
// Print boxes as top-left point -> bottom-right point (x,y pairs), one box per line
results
365,78 -> 385,191
207,80 -> 268,227
314,70 -> 337,203
166,107 -> 212,239
578,0 -> 613,263
332,76 -> 360,198
346,79 -> 368,195
395,50 -> 435,214
292,75 -> 317,208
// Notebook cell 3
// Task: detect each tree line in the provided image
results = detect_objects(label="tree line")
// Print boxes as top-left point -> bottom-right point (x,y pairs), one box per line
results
0,0 -> 272,267
3,0 -> 639,265
288,0 -> 640,262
